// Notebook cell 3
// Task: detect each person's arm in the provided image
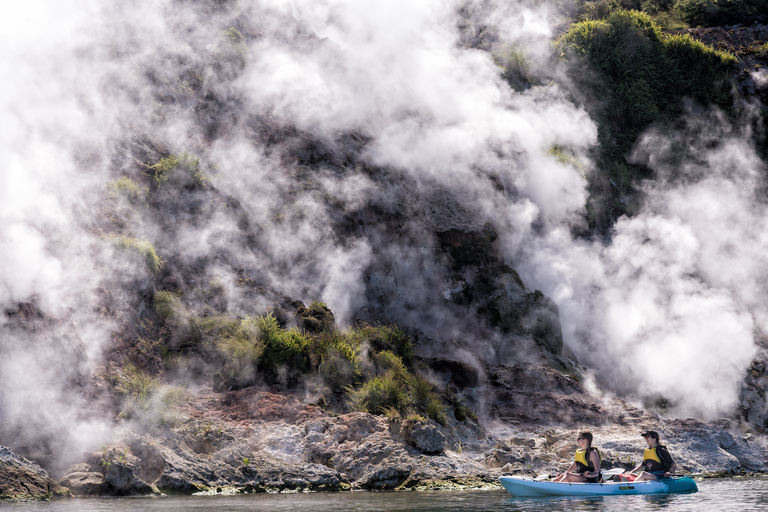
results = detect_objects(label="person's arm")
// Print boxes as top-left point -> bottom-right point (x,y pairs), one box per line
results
627,462 -> 643,474
665,462 -> 677,477
659,446 -> 675,477
586,450 -> 601,478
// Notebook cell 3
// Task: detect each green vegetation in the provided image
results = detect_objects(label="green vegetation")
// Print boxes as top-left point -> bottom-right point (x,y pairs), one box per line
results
148,152 -> 208,189
498,45 -> 535,90
153,290 -> 184,320
573,0 -> 768,28
346,349 -> 446,425
149,292 -> 469,424
115,236 -> 165,274
215,27 -> 248,78
556,10 -> 735,225
108,176 -> 147,202
114,363 -> 188,426
118,364 -> 159,401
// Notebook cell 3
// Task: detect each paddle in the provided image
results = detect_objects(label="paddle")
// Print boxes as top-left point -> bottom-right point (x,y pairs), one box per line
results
535,468 -> 628,482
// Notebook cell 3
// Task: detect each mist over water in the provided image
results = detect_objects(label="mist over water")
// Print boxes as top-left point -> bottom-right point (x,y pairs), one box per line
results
0,0 -> 764,466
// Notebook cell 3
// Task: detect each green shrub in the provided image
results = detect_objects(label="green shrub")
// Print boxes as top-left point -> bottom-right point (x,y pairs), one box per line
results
312,329 -> 362,389
149,152 -> 207,189
346,372 -> 408,414
556,9 -> 735,225
154,290 -> 183,320
319,348 -> 358,390
108,176 -> 147,202
116,364 -> 159,419
118,364 -> 159,401
215,316 -> 265,388
258,314 -> 310,382
409,374 -> 447,426
499,45 -> 534,90
116,236 -> 164,274
154,385 -> 190,427
365,325 -> 414,366
674,0 -> 768,26
215,27 -> 248,75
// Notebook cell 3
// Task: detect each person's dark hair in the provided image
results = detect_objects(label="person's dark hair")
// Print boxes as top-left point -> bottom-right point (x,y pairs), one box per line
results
579,432 -> 593,447
641,430 -> 659,440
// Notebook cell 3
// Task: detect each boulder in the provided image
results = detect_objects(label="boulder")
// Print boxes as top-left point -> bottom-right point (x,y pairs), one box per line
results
406,421 -> 446,455
294,301 -> 336,332
0,446 -> 53,502
58,471 -> 109,495
85,445 -> 154,496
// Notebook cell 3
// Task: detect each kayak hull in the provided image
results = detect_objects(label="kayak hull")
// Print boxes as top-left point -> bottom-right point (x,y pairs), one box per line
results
499,475 -> 698,497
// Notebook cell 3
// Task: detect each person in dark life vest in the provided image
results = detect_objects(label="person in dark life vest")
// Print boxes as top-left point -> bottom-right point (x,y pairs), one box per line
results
552,432 -> 602,483
627,430 -> 677,481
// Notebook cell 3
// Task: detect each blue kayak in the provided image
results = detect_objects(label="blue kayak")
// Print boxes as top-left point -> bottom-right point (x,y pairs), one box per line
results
500,475 -> 698,497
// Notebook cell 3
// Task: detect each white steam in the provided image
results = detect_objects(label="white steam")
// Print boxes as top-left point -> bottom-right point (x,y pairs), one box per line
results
0,0 -> 765,471
519,110 -> 763,419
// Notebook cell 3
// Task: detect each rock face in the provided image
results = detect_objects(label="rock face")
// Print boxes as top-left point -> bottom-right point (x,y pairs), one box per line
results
406,421 -> 446,455
435,226 -> 564,356
741,354 -> 768,428
0,446 -> 53,502
48,378 -> 768,497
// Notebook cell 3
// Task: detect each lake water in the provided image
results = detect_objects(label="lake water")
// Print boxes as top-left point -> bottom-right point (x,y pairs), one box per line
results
2,478 -> 766,512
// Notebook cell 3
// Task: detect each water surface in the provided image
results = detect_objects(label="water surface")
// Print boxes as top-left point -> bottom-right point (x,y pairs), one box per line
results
3,478 -> 766,512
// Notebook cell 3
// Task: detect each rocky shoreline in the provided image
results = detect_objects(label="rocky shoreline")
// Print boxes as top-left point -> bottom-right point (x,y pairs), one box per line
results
3,363 -> 767,502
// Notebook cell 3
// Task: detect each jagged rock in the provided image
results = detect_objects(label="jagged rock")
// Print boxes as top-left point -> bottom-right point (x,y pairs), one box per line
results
487,363 -> 604,424
425,358 -> 480,388
484,448 -> 526,469
0,446 -> 53,502
294,301 -> 336,332
741,356 -> 768,428
103,457 -> 154,495
58,471 -> 109,495
83,444 -> 154,496
435,226 -> 564,356
239,454 -> 344,491
406,421 -> 446,454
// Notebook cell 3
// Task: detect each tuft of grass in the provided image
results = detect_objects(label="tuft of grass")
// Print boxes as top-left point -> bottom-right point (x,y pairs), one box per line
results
116,365 -> 159,420
313,330 -> 362,390
148,152 -> 208,189
116,236 -> 165,274
215,27 -> 248,79
215,316 -> 265,388
154,385 -> 190,427
119,364 -> 159,401
154,290 -> 183,320
409,374 -> 447,426
257,314 -> 310,382
499,45 -> 535,90
108,176 -> 147,202
365,325 -> 414,366
346,372 -> 409,414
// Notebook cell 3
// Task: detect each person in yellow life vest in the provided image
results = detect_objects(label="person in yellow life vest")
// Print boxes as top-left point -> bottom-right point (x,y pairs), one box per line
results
553,432 -> 602,483
627,430 -> 676,481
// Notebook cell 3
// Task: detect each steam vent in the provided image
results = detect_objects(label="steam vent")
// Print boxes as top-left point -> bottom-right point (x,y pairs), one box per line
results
2,0 -> 768,501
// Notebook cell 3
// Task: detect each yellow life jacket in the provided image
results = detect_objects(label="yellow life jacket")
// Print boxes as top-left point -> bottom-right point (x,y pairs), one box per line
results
574,447 -> 601,473
643,446 -> 667,472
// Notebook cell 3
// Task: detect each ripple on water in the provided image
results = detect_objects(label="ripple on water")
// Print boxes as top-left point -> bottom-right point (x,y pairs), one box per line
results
2,477 -> 767,512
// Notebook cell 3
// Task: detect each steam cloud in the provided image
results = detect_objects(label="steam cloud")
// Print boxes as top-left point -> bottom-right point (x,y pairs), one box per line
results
0,0 -> 762,469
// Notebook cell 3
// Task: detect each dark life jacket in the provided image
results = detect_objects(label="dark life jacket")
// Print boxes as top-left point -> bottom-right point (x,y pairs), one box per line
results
574,447 -> 601,474
643,445 -> 673,472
